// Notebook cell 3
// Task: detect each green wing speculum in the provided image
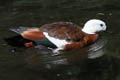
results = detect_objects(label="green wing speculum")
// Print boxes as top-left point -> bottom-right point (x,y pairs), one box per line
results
35,39 -> 57,48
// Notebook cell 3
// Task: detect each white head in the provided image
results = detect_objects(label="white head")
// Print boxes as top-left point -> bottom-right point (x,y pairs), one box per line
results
82,19 -> 107,34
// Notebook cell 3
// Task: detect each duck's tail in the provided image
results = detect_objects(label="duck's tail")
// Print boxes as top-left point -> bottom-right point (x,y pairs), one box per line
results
4,26 -> 56,48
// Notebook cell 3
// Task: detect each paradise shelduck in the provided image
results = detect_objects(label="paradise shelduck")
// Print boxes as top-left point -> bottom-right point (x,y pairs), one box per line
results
5,19 -> 107,52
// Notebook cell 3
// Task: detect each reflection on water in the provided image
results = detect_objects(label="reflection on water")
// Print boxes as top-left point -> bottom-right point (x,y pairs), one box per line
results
88,37 -> 107,59
20,37 -> 120,80
24,37 -> 107,69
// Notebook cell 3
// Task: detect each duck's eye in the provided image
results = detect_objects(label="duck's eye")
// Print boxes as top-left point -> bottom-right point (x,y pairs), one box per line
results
100,24 -> 103,27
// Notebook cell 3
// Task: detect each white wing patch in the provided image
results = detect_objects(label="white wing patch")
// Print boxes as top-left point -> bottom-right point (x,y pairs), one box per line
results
43,32 -> 71,48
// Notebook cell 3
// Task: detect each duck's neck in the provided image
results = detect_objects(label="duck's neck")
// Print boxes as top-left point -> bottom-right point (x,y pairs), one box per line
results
87,34 -> 99,43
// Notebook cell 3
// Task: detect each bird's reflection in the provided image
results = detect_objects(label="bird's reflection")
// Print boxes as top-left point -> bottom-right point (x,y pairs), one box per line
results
88,37 -> 107,59
24,37 -> 107,69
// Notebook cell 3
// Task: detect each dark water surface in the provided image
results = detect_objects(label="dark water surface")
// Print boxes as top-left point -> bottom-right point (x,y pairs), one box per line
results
0,1 -> 120,80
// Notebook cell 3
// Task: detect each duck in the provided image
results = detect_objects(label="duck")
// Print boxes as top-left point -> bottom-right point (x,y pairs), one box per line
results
5,19 -> 107,52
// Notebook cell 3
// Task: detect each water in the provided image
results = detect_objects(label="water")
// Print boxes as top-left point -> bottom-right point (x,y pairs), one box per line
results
1,0 -> 120,80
